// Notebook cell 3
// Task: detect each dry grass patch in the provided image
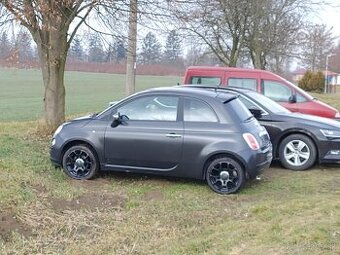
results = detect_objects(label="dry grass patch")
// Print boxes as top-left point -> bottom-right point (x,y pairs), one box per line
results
0,121 -> 339,254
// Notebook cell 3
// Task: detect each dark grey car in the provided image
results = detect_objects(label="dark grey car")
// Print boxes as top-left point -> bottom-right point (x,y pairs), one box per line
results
50,87 -> 272,194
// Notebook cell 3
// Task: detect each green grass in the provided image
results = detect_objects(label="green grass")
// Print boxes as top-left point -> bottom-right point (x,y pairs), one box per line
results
0,121 -> 339,254
0,69 -> 340,254
0,68 -> 182,121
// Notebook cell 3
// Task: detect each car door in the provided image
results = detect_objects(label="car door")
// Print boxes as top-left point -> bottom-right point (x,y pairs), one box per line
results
104,94 -> 183,171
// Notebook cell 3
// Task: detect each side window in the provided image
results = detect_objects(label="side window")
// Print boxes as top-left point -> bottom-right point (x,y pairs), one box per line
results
190,76 -> 221,86
228,78 -> 257,91
117,96 -> 178,121
184,98 -> 218,122
262,80 -> 292,102
296,92 -> 307,103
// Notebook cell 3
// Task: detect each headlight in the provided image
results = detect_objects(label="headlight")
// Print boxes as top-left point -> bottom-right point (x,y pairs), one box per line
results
320,129 -> 340,139
51,138 -> 56,146
335,112 -> 340,118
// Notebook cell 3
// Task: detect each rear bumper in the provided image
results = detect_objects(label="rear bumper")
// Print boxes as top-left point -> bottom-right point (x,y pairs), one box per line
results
243,146 -> 273,179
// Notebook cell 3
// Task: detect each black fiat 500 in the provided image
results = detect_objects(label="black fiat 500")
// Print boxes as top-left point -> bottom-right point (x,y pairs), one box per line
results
206,86 -> 340,171
50,87 -> 272,194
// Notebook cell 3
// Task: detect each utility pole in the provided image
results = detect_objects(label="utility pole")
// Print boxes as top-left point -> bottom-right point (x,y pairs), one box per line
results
125,0 -> 138,96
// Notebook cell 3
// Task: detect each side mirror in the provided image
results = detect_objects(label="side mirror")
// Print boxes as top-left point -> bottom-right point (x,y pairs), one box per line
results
111,113 -> 121,127
288,94 -> 296,103
111,112 -> 129,127
249,108 -> 263,119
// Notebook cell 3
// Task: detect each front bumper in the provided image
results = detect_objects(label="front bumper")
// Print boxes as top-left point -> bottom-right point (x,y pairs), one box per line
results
319,138 -> 340,163
50,136 -> 63,167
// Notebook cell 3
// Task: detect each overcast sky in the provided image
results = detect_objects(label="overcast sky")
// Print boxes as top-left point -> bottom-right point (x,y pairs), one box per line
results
315,1 -> 340,40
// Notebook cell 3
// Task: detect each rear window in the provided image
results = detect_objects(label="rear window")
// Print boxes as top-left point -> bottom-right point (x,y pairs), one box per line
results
225,98 -> 253,122
190,76 -> 221,86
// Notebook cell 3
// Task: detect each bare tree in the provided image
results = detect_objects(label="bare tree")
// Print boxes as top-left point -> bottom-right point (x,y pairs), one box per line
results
169,0 -> 252,67
0,1 -> 108,128
300,24 -> 334,71
329,41 -> 340,73
170,0 -> 328,71
246,0 -> 306,70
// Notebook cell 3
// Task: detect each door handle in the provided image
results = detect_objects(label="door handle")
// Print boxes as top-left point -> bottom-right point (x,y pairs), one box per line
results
166,133 -> 182,138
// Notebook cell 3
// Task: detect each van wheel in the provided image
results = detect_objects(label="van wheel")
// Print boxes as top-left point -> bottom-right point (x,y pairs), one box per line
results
206,157 -> 245,194
279,134 -> 316,171
62,145 -> 98,180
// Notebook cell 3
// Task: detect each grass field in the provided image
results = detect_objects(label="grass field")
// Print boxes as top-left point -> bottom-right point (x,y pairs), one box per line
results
0,68 -> 182,121
0,69 -> 340,254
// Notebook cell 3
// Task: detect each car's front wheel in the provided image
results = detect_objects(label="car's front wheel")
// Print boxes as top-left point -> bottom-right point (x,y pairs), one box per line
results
279,134 -> 316,171
62,144 -> 98,180
206,157 -> 245,194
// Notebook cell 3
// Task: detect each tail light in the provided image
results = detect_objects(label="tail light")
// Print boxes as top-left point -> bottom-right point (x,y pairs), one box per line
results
243,133 -> 260,150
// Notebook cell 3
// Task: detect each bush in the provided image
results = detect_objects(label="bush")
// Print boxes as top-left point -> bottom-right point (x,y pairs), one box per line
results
298,71 -> 325,93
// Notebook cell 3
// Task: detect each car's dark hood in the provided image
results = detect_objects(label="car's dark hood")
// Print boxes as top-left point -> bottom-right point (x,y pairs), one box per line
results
64,114 -> 94,128
271,112 -> 340,129
72,114 -> 94,121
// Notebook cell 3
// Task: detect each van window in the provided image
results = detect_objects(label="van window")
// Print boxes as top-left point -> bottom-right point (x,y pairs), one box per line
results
262,80 -> 292,102
190,76 -> 221,86
228,78 -> 257,91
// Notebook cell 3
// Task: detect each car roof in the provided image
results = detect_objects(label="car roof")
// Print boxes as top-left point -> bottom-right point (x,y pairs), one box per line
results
140,86 -> 238,102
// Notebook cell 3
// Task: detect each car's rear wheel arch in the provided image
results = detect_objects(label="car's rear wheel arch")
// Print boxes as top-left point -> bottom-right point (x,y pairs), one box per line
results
202,152 -> 246,180
61,140 -> 100,169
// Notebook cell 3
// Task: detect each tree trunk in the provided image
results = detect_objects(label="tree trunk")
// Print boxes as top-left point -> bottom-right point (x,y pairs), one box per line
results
125,0 -> 138,96
35,31 -> 68,129
250,47 -> 266,70
42,57 -> 66,128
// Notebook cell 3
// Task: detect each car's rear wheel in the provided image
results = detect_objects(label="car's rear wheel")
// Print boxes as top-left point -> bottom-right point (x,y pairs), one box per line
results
279,134 -> 316,171
206,157 -> 245,194
62,144 -> 98,180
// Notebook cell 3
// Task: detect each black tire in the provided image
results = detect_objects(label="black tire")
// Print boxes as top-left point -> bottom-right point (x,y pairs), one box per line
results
62,144 -> 98,180
206,157 -> 245,195
279,134 -> 316,171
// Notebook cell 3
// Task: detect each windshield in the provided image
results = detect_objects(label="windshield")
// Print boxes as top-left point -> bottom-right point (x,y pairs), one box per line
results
246,91 -> 291,114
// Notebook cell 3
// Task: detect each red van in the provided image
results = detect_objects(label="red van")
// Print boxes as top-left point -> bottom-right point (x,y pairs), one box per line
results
183,66 -> 340,119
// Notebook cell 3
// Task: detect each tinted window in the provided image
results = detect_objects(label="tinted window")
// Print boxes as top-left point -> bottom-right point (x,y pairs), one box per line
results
190,76 -> 221,86
117,96 -> 178,121
228,78 -> 257,91
226,98 -> 253,122
184,98 -> 218,122
263,80 -> 292,102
